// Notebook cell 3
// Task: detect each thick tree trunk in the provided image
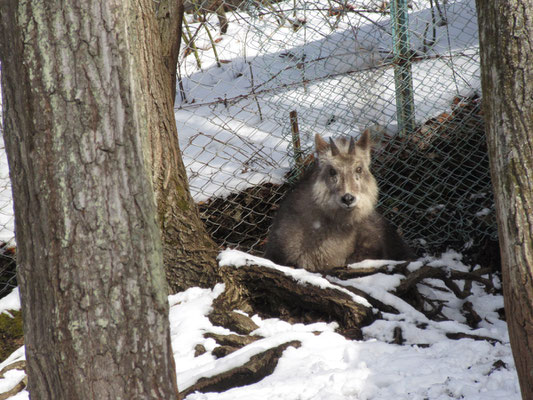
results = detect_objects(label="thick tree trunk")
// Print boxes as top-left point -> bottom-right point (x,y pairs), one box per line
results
476,2 -> 533,398
155,0 -> 185,103
132,0 -> 219,293
0,1 -> 178,398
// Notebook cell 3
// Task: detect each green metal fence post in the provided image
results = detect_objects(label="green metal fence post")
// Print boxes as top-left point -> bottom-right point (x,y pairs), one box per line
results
390,0 -> 416,136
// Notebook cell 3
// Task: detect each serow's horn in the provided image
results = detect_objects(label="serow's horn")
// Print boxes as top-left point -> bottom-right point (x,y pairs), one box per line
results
348,136 -> 356,155
329,138 -> 340,156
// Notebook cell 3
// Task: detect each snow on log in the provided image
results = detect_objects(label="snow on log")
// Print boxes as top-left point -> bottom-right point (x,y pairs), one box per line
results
216,250 -> 374,339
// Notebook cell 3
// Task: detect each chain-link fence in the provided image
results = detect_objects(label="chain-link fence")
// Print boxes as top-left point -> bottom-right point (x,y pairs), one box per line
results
178,0 -> 496,260
0,0 -> 496,298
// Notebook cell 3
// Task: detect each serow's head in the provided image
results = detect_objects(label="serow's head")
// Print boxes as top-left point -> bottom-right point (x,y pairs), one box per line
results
313,131 -> 378,216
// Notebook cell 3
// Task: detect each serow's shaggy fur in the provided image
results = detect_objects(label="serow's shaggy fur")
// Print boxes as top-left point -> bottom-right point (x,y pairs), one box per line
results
265,131 -> 414,273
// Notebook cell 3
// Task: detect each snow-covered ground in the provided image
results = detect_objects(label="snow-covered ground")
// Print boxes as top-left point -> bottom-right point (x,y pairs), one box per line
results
0,1 -> 520,399
0,251 -> 521,399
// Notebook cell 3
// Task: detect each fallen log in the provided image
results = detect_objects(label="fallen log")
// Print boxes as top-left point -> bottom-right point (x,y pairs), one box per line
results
214,263 -> 374,340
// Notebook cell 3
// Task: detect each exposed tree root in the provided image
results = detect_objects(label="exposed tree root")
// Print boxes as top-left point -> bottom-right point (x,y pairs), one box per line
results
445,332 -> 501,344
189,258 -> 501,395
394,265 -> 494,298
180,340 -> 301,399
0,379 -> 26,400
0,360 -> 26,400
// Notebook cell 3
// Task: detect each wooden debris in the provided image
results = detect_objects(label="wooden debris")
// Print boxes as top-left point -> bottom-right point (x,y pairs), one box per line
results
208,311 -> 259,335
393,327 -> 404,345
204,332 -> 259,348
194,344 -> 207,357
462,301 -> 482,329
445,332 -> 500,344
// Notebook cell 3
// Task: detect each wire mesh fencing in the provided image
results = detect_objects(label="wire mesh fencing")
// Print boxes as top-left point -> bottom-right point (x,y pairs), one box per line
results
177,0 -> 496,260
0,0 -> 496,299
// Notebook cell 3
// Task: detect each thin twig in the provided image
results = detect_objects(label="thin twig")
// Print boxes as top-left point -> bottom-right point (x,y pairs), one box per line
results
203,21 -> 221,68
248,62 -> 263,121
289,110 -> 303,169
177,67 -> 188,103
182,17 -> 202,69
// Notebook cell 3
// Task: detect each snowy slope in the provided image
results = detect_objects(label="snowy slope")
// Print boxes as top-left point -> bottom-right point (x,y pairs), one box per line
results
0,1 -> 518,398
0,251 -> 520,400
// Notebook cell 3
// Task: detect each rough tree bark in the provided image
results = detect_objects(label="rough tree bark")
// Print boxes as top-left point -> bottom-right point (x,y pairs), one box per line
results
0,1 -> 178,398
133,0 -> 219,293
476,1 -> 533,398
155,0 -> 185,103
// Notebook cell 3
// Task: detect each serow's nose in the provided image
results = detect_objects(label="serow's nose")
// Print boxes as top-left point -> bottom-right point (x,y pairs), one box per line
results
341,194 -> 355,206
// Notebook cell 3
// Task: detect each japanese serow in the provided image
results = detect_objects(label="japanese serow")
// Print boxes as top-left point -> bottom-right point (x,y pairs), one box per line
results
264,131 -> 414,273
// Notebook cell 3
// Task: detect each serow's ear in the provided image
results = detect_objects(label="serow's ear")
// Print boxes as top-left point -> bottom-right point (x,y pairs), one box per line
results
356,129 -> 371,152
315,134 -> 329,155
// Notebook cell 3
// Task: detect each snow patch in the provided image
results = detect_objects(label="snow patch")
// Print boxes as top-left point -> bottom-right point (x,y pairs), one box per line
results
0,288 -> 20,316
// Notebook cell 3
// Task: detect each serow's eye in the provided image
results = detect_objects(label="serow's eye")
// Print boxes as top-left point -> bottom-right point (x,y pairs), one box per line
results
355,166 -> 363,174
329,168 -> 337,177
